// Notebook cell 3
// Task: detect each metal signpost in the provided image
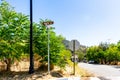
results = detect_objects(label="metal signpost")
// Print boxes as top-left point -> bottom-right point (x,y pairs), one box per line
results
70,40 -> 80,75
73,40 -> 75,75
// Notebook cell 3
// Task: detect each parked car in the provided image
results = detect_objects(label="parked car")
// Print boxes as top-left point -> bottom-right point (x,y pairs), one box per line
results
88,60 -> 95,64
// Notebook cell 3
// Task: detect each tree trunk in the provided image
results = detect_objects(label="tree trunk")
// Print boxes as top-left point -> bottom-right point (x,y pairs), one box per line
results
50,64 -> 54,70
4,58 -> 11,71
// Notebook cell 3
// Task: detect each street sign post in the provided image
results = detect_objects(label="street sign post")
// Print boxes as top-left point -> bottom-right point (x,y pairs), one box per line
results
70,40 -> 80,75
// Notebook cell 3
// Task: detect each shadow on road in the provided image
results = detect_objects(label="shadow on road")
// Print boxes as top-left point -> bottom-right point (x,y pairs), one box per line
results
98,76 -> 111,80
113,66 -> 120,69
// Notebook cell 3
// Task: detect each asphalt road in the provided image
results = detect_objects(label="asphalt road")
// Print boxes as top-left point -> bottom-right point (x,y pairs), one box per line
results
78,62 -> 120,80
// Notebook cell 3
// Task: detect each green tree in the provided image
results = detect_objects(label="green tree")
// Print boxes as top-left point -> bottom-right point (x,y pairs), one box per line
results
76,47 -> 86,61
98,42 -> 109,64
107,43 -> 119,64
86,42 -> 120,65
0,1 -> 72,71
86,44 -> 107,64
33,20 -> 71,68
0,1 -> 29,71
86,46 -> 98,62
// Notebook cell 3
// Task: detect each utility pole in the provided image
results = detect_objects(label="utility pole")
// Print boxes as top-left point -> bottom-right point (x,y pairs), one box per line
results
29,0 -> 34,74
73,40 -> 75,75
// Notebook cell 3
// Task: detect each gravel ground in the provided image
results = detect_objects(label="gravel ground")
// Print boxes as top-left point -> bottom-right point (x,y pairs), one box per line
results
0,63 -> 95,80
0,71 -> 62,80
0,66 -> 81,80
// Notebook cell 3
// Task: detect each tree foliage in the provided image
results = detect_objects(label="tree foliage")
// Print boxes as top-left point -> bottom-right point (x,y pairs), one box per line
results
0,1 -> 71,71
75,46 -> 86,61
86,42 -> 120,64
33,20 -> 69,67
0,0 -> 29,71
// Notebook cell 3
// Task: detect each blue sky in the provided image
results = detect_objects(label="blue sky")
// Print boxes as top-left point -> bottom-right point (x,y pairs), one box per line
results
1,0 -> 120,46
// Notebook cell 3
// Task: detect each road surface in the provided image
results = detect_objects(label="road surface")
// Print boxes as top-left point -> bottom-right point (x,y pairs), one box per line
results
78,63 -> 120,80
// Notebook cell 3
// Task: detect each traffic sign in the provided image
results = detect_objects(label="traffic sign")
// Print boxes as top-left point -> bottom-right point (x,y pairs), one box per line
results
69,40 -> 80,51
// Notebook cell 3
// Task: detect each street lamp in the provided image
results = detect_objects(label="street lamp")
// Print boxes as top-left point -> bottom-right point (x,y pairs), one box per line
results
43,21 -> 54,74
29,0 -> 34,74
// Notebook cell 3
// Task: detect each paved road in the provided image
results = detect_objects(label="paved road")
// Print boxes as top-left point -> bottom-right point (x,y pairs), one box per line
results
78,63 -> 120,80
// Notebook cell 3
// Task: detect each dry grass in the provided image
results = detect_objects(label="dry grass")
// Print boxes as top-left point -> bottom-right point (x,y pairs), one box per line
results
75,65 -> 94,77
66,60 -> 94,77
0,60 -> 94,80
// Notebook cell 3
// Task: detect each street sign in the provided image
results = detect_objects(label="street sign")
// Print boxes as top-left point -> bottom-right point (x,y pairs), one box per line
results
69,40 -> 80,51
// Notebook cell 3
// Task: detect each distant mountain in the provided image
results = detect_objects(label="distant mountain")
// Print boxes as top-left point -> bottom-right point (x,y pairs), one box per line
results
63,39 -> 87,51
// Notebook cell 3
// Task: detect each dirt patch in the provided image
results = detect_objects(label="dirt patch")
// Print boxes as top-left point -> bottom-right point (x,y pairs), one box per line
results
0,66 -> 92,80
0,70 -> 60,80
0,61 -> 93,80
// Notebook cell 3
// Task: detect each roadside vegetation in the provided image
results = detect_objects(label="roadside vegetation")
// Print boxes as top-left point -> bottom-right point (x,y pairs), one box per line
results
0,1 -> 95,80
0,0 -> 71,72
0,0 -> 93,78
86,41 -> 120,65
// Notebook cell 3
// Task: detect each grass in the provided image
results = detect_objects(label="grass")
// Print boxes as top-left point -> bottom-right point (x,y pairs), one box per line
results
67,60 -> 94,77
0,60 -> 94,80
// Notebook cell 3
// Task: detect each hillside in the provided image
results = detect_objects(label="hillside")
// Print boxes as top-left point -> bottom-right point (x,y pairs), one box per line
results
63,39 -> 87,52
